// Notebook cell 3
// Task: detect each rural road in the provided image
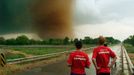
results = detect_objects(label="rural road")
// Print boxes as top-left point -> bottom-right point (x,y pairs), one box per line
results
12,45 -> 121,75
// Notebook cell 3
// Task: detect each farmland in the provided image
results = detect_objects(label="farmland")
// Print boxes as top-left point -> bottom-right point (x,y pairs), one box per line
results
6,46 -> 74,60
124,44 -> 134,64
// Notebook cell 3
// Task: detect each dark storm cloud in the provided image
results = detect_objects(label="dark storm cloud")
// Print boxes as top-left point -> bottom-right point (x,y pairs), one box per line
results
0,0 -> 74,39
1,0 -> 134,39
0,0 -> 100,35
0,0 -> 33,34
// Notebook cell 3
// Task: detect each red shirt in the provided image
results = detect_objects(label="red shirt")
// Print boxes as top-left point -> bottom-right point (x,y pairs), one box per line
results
92,46 -> 116,73
67,50 -> 91,74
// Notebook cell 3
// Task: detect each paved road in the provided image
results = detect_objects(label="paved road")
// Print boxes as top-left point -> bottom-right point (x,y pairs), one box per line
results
12,45 -> 121,75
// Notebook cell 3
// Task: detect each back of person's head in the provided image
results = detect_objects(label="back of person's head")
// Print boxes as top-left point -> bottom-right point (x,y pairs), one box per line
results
104,43 -> 108,47
75,41 -> 82,49
98,36 -> 106,45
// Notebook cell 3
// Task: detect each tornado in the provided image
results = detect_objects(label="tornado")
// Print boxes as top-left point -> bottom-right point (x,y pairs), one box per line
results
31,0 -> 74,39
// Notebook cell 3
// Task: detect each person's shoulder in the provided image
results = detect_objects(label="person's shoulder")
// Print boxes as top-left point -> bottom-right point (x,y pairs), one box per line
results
70,51 -> 76,54
81,50 -> 87,54
70,50 -> 80,54
105,46 -> 111,50
93,46 -> 100,51
80,51 -> 88,56
94,46 -> 98,49
104,47 -> 113,52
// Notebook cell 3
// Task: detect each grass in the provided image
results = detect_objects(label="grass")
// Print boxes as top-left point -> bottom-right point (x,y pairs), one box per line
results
124,44 -> 134,53
9,47 -> 75,55
6,54 -> 25,59
124,44 -> 134,64
0,55 -> 66,75
6,45 -> 93,59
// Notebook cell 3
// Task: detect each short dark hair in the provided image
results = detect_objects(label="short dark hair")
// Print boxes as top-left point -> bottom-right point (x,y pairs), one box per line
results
75,41 -> 82,49
104,43 -> 108,47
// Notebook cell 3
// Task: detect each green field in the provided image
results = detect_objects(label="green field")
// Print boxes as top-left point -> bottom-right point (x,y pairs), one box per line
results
6,45 -> 94,60
6,47 -> 74,60
124,44 -> 134,64
6,54 -> 25,59
124,44 -> 134,53
10,47 -> 75,55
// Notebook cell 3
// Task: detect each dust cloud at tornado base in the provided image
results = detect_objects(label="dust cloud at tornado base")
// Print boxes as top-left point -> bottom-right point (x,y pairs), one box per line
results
31,0 -> 74,39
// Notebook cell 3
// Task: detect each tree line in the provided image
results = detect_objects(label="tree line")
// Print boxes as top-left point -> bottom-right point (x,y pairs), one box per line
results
0,35 -> 120,45
124,35 -> 134,46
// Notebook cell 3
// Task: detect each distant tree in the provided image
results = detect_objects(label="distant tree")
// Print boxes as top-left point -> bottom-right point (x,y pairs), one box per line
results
29,39 -> 39,45
81,36 -> 120,45
106,37 -> 114,44
42,39 -> 47,45
130,36 -> 134,46
0,37 -> 5,45
53,39 -> 63,45
80,39 -> 83,43
124,38 -> 131,44
70,39 -> 74,44
83,37 -> 93,44
5,38 -> 16,45
124,35 -> 134,46
36,40 -> 43,45
63,37 -> 70,45
0,35 -> 120,45
48,38 -> 53,45
106,37 -> 120,44
16,35 -> 30,45
45,38 -> 63,45
92,38 -> 99,44
74,38 -> 79,43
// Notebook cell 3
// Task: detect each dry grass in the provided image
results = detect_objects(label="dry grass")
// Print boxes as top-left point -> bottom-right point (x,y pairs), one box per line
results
128,53 -> 134,64
0,49 -> 91,75
0,54 -> 66,75
8,50 -> 33,57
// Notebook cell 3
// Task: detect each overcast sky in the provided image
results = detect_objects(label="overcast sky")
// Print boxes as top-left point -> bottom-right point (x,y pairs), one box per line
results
74,0 -> 134,41
1,0 -> 134,41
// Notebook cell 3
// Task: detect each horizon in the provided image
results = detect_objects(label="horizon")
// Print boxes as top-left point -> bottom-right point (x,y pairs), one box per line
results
0,33 -> 123,41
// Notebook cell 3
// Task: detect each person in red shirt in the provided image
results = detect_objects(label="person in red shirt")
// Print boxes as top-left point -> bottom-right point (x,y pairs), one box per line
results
92,36 -> 117,75
67,41 -> 91,75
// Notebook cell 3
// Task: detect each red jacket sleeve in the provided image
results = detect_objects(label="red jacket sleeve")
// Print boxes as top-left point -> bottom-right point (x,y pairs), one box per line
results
85,54 -> 91,67
109,49 -> 116,58
92,48 -> 98,59
67,53 -> 73,65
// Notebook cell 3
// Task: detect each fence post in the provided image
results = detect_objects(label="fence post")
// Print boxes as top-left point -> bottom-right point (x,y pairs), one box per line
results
0,49 -> 6,67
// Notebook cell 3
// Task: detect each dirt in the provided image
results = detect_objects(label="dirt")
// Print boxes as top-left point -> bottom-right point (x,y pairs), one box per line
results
8,50 -> 33,57
128,53 -> 134,64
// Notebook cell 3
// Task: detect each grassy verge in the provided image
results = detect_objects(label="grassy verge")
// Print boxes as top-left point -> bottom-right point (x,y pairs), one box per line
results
0,55 -> 66,75
124,44 -> 134,53
6,54 -> 25,59
124,44 -> 134,64
9,47 -> 74,55
6,47 -> 74,60
8,45 -> 94,56
6,45 -> 93,60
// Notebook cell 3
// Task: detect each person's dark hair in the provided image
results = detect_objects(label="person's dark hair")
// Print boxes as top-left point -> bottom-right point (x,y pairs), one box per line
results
104,43 -> 108,47
75,41 -> 82,49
